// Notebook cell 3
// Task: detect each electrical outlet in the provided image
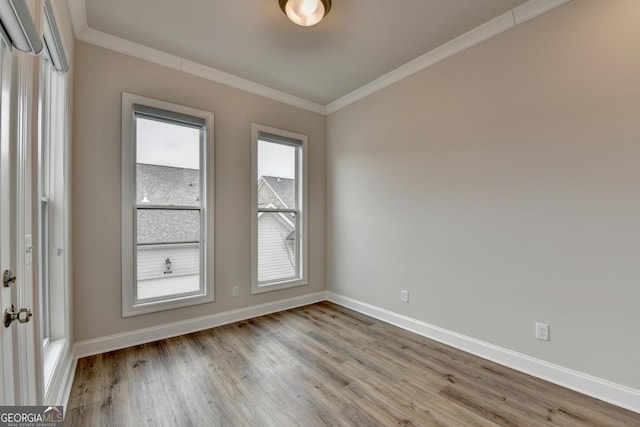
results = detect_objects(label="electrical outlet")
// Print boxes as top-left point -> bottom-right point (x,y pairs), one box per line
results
535,322 -> 549,341
232,286 -> 240,297
400,290 -> 409,303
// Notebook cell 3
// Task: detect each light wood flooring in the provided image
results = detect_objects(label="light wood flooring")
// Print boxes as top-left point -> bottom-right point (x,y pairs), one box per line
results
66,302 -> 640,426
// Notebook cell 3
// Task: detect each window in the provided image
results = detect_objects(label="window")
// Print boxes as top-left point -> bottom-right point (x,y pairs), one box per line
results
252,124 -> 308,294
38,0 -> 71,394
39,55 -> 54,350
122,93 -> 213,316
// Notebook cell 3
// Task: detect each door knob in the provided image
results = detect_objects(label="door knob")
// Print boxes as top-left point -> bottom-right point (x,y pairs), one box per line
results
4,305 -> 33,328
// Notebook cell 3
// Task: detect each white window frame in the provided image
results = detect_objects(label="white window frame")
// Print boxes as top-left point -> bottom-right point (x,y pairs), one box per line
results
38,54 -> 53,352
121,93 -> 214,317
37,35 -> 70,395
251,123 -> 308,294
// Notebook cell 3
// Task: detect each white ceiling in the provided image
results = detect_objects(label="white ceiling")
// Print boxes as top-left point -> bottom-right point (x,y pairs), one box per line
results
79,0 -> 529,106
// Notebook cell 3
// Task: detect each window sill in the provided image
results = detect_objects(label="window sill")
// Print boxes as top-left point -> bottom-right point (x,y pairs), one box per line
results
251,278 -> 307,295
123,291 -> 214,317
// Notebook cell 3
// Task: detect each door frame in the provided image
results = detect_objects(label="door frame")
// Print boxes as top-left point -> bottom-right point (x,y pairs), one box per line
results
0,6 -> 41,404
0,23 -> 16,406
13,44 -> 39,405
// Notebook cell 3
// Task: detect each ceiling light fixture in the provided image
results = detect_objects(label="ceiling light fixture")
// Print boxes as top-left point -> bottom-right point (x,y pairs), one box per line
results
279,0 -> 331,27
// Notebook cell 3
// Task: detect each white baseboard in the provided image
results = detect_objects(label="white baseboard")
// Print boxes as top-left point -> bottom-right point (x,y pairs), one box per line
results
62,290 -> 639,416
74,292 -> 326,359
326,292 -> 640,415
59,356 -> 77,416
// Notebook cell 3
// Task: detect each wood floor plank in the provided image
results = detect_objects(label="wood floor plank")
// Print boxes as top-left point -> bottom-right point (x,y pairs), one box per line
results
66,303 -> 640,426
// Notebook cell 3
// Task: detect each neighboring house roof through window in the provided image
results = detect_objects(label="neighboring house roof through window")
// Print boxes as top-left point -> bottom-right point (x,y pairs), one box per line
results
137,164 -> 200,244
259,176 -> 295,209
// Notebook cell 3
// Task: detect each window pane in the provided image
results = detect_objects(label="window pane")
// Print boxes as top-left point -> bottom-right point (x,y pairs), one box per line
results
136,117 -> 200,206
136,208 -> 201,301
137,163 -> 200,206
257,140 -> 296,209
137,209 -> 200,245
257,211 -> 298,283
40,200 -> 50,342
136,243 -> 200,300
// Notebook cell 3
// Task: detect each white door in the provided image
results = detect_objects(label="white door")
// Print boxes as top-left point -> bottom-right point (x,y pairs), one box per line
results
0,30 -> 15,405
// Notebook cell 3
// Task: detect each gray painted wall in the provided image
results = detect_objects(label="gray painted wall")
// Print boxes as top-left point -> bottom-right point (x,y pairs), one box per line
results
73,41 -> 326,341
327,0 -> 640,390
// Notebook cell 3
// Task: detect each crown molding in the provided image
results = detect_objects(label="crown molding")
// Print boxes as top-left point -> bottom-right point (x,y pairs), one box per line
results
512,0 -> 569,25
66,1 -> 326,114
77,28 -> 182,69
326,11 -> 515,114
180,59 -> 327,114
326,0 -> 570,114
66,0 -> 568,116
74,27 -> 327,114
66,0 -> 87,36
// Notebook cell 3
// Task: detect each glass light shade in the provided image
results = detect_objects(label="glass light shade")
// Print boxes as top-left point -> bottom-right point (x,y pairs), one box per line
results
284,0 -> 326,27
